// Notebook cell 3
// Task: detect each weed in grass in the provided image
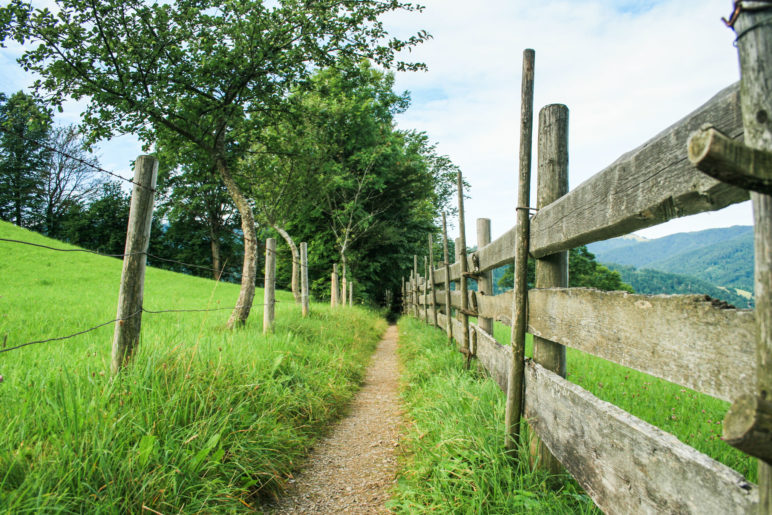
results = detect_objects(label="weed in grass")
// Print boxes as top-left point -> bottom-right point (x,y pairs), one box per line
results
0,221 -> 386,512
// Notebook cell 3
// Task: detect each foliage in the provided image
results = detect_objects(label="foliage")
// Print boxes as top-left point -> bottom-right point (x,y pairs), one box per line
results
392,317 -> 599,514
607,264 -> 753,309
0,90 -> 52,227
1,0 -> 430,323
497,245 -> 633,293
0,220 -> 386,512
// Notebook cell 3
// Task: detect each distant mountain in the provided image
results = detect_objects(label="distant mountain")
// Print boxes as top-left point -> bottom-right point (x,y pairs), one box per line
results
587,225 -> 754,299
607,264 -> 753,309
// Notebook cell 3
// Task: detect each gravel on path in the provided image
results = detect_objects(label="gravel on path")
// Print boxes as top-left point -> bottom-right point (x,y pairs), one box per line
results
270,324 -> 402,514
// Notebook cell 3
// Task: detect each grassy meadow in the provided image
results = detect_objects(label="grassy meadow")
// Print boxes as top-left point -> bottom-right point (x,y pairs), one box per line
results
0,221 -> 386,512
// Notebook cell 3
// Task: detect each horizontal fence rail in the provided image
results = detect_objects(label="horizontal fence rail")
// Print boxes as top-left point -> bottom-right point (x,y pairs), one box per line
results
403,70 -> 764,512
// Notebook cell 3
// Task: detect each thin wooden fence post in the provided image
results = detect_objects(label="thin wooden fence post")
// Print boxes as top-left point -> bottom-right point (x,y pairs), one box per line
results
476,218 -> 493,335
727,10 -> 772,512
342,274 -> 348,308
111,155 -> 158,375
401,276 -> 405,314
349,280 -> 353,306
423,256 -> 429,323
530,103 -> 569,473
300,242 -> 309,317
442,212 -> 452,343
505,48 -> 535,452
263,237 -> 276,334
429,233 -> 438,328
457,171 -> 471,365
413,254 -> 419,317
331,264 -> 339,308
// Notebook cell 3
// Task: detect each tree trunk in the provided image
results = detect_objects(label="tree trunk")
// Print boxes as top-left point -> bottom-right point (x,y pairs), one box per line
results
216,158 -> 257,328
273,224 -> 301,303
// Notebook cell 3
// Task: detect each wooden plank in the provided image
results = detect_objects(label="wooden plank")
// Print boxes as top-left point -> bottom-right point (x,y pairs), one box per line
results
524,360 -> 757,514
473,325 -> 511,392
527,288 -> 756,402
529,83 -> 748,258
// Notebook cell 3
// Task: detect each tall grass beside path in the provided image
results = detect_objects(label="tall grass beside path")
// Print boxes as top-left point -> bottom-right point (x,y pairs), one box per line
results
390,317 -> 598,514
0,221 -> 386,512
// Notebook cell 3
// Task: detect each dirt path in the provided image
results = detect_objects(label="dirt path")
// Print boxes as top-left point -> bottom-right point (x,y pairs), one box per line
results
270,324 -> 401,514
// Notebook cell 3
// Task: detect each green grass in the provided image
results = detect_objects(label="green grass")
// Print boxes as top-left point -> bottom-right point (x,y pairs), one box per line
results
487,321 -> 757,482
390,317 -> 599,514
0,221 -> 386,513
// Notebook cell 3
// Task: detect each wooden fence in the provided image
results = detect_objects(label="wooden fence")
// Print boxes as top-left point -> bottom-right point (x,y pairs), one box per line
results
401,16 -> 772,514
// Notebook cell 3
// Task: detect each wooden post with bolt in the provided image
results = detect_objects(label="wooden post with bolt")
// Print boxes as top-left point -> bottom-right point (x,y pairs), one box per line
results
263,237 -> 276,333
505,48 -> 536,453
111,155 -> 158,375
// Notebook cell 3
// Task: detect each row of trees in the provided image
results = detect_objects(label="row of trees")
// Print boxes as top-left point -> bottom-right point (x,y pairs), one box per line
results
1,0 -> 454,324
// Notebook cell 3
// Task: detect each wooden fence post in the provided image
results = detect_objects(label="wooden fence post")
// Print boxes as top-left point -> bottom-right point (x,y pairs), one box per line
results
331,264 -> 339,308
300,242 -> 309,317
530,103 -> 570,473
442,212 -> 452,343
263,237 -> 276,334
423,256 -> 429,322
429,233 -> 438,328
413,254 -> 419,317
457,171 -> 471,365
401,276 -> 405,314
342,274 -> 348,308
506,48 -> 536,452
726,10 -> 772,512
349,280 -> 353,306
476,218 -> 493,335
111,155 -> 158,376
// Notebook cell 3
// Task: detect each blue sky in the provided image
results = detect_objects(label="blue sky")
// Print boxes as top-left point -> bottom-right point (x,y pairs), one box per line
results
0,0 -> 751,241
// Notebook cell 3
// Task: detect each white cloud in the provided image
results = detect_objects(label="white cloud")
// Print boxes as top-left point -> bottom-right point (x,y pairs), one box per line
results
385,0 -> 752,241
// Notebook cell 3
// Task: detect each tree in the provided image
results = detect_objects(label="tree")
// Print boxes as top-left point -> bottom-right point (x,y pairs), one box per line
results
39,125 -> 104,238
497,246 -> 634,293
0,91 -> 51,227
2,0 -> 428,327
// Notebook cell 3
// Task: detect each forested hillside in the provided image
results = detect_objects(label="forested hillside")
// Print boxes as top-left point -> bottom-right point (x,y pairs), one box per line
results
607,264 -> 753,309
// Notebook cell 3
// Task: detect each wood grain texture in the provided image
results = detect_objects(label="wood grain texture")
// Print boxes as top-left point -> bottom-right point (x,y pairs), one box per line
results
111,155 -> 158,375
527,288 -> 756,401
524,360 -> 758,515
476,219 -> 493,335
529,83 -> 748,258
736,10 -> 772,509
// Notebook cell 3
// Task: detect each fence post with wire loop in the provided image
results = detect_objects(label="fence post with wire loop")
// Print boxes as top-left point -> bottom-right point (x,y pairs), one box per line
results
264,237 -> 276,333
111,155 -> 158,376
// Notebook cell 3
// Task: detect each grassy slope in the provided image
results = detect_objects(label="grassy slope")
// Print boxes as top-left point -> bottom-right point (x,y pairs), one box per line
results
0,221 -> 386,513
391,317 -> 598,514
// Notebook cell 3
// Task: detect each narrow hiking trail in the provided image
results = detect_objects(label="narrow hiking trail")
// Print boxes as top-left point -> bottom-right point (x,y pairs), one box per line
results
271,324 -> 402,514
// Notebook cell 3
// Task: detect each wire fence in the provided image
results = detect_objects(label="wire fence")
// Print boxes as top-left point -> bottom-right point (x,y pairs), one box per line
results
0,236 -> 280,356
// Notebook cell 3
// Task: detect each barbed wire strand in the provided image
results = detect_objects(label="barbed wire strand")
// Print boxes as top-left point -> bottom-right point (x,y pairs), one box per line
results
0,125 -> 153,191
0,301 -> 281,355
0,310 -> 142,354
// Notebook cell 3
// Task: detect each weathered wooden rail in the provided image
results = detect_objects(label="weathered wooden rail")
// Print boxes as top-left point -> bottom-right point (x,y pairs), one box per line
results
402,19 -> 772,513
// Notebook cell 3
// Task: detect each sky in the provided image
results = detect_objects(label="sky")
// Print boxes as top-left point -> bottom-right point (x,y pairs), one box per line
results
0,0 -> 752,243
